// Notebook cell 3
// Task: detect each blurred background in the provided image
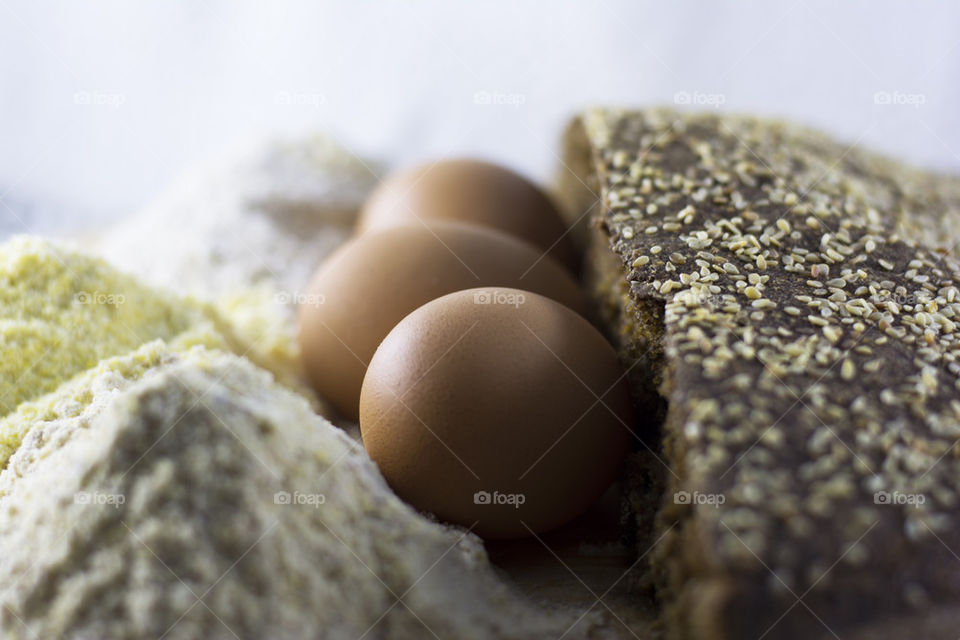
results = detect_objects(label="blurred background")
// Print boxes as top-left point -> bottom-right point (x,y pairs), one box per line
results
1,0 -> 958,237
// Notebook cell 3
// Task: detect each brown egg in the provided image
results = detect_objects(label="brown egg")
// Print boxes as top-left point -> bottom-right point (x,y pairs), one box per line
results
359,287 -> 634,539
298,223 -> 585,420
356,159 -> 578,271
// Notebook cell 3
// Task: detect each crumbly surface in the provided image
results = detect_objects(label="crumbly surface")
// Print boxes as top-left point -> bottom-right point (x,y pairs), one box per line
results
567,108 -> 960,639
0,348 -> 600,640
0,236 -> 326,467
0,339 -> 215,480
0,236 -> 224,430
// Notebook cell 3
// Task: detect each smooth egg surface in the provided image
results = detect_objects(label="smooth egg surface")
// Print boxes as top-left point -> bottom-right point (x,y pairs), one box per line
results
356,159 -> 577,271
298,223 -> 585,420
359,287 -> 633,538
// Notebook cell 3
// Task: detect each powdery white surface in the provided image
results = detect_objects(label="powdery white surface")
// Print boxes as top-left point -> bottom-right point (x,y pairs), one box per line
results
0,347 -> 600,640
89,132 -> 379,403
92,132 -> 376,299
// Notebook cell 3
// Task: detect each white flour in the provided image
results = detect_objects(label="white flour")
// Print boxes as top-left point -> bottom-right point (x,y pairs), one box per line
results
90,133 -> 380,398
93,132 -> 377,299
0,346 -> 596,639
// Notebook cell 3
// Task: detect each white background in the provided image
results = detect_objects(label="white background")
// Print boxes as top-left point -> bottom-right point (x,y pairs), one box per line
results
1,0 -> 958,236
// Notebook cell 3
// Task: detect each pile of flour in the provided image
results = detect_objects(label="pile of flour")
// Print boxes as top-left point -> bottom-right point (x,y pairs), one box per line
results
0,346 -> 595,639
90,133 -> 380,399
92,132 -> 376,299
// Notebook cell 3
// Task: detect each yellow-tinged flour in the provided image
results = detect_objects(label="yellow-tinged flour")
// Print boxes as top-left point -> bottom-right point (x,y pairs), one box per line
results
0,339 -> 223,475
0,236 -> 222,417
0,235 -> 304,467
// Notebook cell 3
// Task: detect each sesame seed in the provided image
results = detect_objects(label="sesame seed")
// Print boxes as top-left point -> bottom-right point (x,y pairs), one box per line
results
823,326 -> 843,343
582,109 -> 960,610
841,359 -> 855,380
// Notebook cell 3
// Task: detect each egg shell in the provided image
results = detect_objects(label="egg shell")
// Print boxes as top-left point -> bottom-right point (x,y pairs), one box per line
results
298,223 -> 585,420
356,159 -> 578,271
359,287 -> 634,539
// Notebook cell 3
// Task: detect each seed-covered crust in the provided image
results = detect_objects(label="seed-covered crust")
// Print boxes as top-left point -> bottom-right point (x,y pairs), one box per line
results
565,108 -> 960,640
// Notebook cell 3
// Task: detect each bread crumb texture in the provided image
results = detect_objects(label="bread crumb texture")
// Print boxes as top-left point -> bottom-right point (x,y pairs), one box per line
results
573,107 -> 960,639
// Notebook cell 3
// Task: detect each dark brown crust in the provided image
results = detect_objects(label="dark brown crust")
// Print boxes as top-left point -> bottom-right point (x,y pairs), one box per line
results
564,109 -> 960,640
